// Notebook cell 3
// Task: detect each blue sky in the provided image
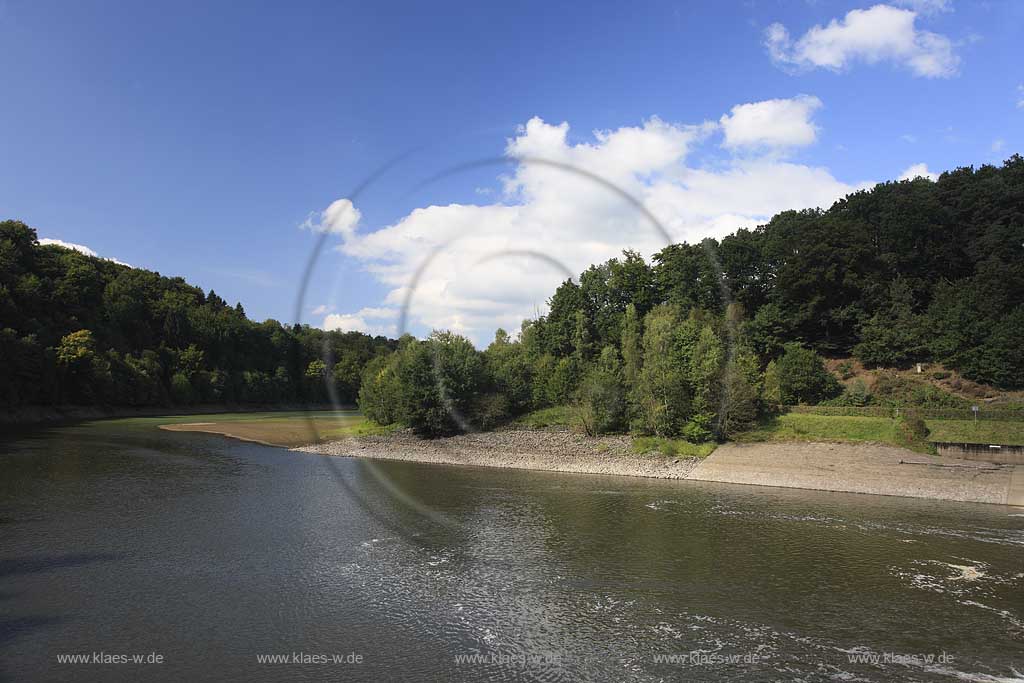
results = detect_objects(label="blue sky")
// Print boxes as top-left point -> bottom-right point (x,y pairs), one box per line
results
2,0 -> 1021,343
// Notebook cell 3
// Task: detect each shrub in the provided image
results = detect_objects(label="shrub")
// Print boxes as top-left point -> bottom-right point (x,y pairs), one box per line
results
896,410 -> 930,448
471,392 -> 511,430
873,374 -> 968,409
837,360 -> 856,380
932,371 -> 951,380
822,378 -> 871,407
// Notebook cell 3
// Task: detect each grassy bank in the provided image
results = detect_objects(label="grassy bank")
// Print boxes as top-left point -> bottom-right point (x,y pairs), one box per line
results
733,413 -> 899,445
733,413 -> 1024,449
925,419 -> 1024,446
632,437 -> 717,458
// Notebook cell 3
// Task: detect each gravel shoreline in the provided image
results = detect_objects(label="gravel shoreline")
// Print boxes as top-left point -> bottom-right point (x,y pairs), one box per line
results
294,429 -> 702,479
295,430 -> 1023,505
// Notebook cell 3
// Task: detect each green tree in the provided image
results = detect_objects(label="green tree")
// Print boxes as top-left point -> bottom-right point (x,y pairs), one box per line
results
631,305 -> 691,436
394,331 -> 485,437
620,303 -> 642,397
854,279 -> 927,367
717,347 -> 762,438
576,345 -> 627,435
484,329 -> 533,415
683,324 -> 723,442
772,343 -> 841,405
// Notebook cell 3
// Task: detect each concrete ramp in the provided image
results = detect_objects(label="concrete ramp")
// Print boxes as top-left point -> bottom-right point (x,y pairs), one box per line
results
689,442 -> 1019,506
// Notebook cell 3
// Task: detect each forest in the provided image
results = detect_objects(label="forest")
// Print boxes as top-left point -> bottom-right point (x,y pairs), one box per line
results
359,155 -> 1024,439
0,220 -> 396,411
2,155 -> 1022,429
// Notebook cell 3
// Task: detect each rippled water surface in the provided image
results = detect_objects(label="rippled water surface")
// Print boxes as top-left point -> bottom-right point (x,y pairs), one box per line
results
2,416 -> 1022,681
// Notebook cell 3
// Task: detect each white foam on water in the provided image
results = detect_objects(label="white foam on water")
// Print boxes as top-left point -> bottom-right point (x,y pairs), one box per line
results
958,600 -> 1024,630
923,665 -> 1024,682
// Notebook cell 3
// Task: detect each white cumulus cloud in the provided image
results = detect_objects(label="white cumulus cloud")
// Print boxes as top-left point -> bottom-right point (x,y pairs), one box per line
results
899,162 -> 939,181
765,4 -> 959,78
719,95 -> 822,150
312,109 -> 873,345
38,237 -> 132,267
302,198 -> 361,237
323,307 -> 397,337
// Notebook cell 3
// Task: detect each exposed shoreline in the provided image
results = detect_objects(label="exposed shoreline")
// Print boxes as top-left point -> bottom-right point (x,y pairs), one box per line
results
296,430 -> 704,479
295,429 -> 1024,507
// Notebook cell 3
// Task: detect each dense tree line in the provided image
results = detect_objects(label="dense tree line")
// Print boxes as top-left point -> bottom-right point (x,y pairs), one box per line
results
0,221 -> 396,411
361,156 -> 1024,438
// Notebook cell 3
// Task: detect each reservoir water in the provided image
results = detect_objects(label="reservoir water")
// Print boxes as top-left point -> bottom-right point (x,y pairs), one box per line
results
1,415 -> 1022,681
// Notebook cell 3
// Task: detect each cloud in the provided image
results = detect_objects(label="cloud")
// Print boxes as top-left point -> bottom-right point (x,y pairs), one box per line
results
301,198 -> 361,237
312,110 -> 871,346
38,237 -> 132,267
991,139 -> 1005,153
765,4 -> 959,78
892,0 -> 952,15
900,134 -> 917,143
719,95 -> 822,150
322,307 -> 397,336
1017,84 -> 1024,109
899,162 -> 939,181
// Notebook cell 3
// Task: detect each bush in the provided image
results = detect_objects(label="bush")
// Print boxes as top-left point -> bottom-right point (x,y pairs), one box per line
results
822,378 -> 871,407
896,410 -> 930,447
873,374 -> 968,409
837,360 -> 856,380
471,392 -> 511,430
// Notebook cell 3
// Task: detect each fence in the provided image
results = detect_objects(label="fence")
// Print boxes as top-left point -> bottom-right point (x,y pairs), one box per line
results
780,405 -> 1024,422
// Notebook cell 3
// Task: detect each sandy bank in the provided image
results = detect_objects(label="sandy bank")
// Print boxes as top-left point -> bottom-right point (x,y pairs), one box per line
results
295,431 -> 1024,506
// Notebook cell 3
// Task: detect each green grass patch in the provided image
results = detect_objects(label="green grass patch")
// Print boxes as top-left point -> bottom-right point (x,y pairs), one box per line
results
733,412 -> 1024,450
632,436 -> 717,458
512,405 -> 575,429
733,413 -> 899,445
925,419 -> 1024,446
